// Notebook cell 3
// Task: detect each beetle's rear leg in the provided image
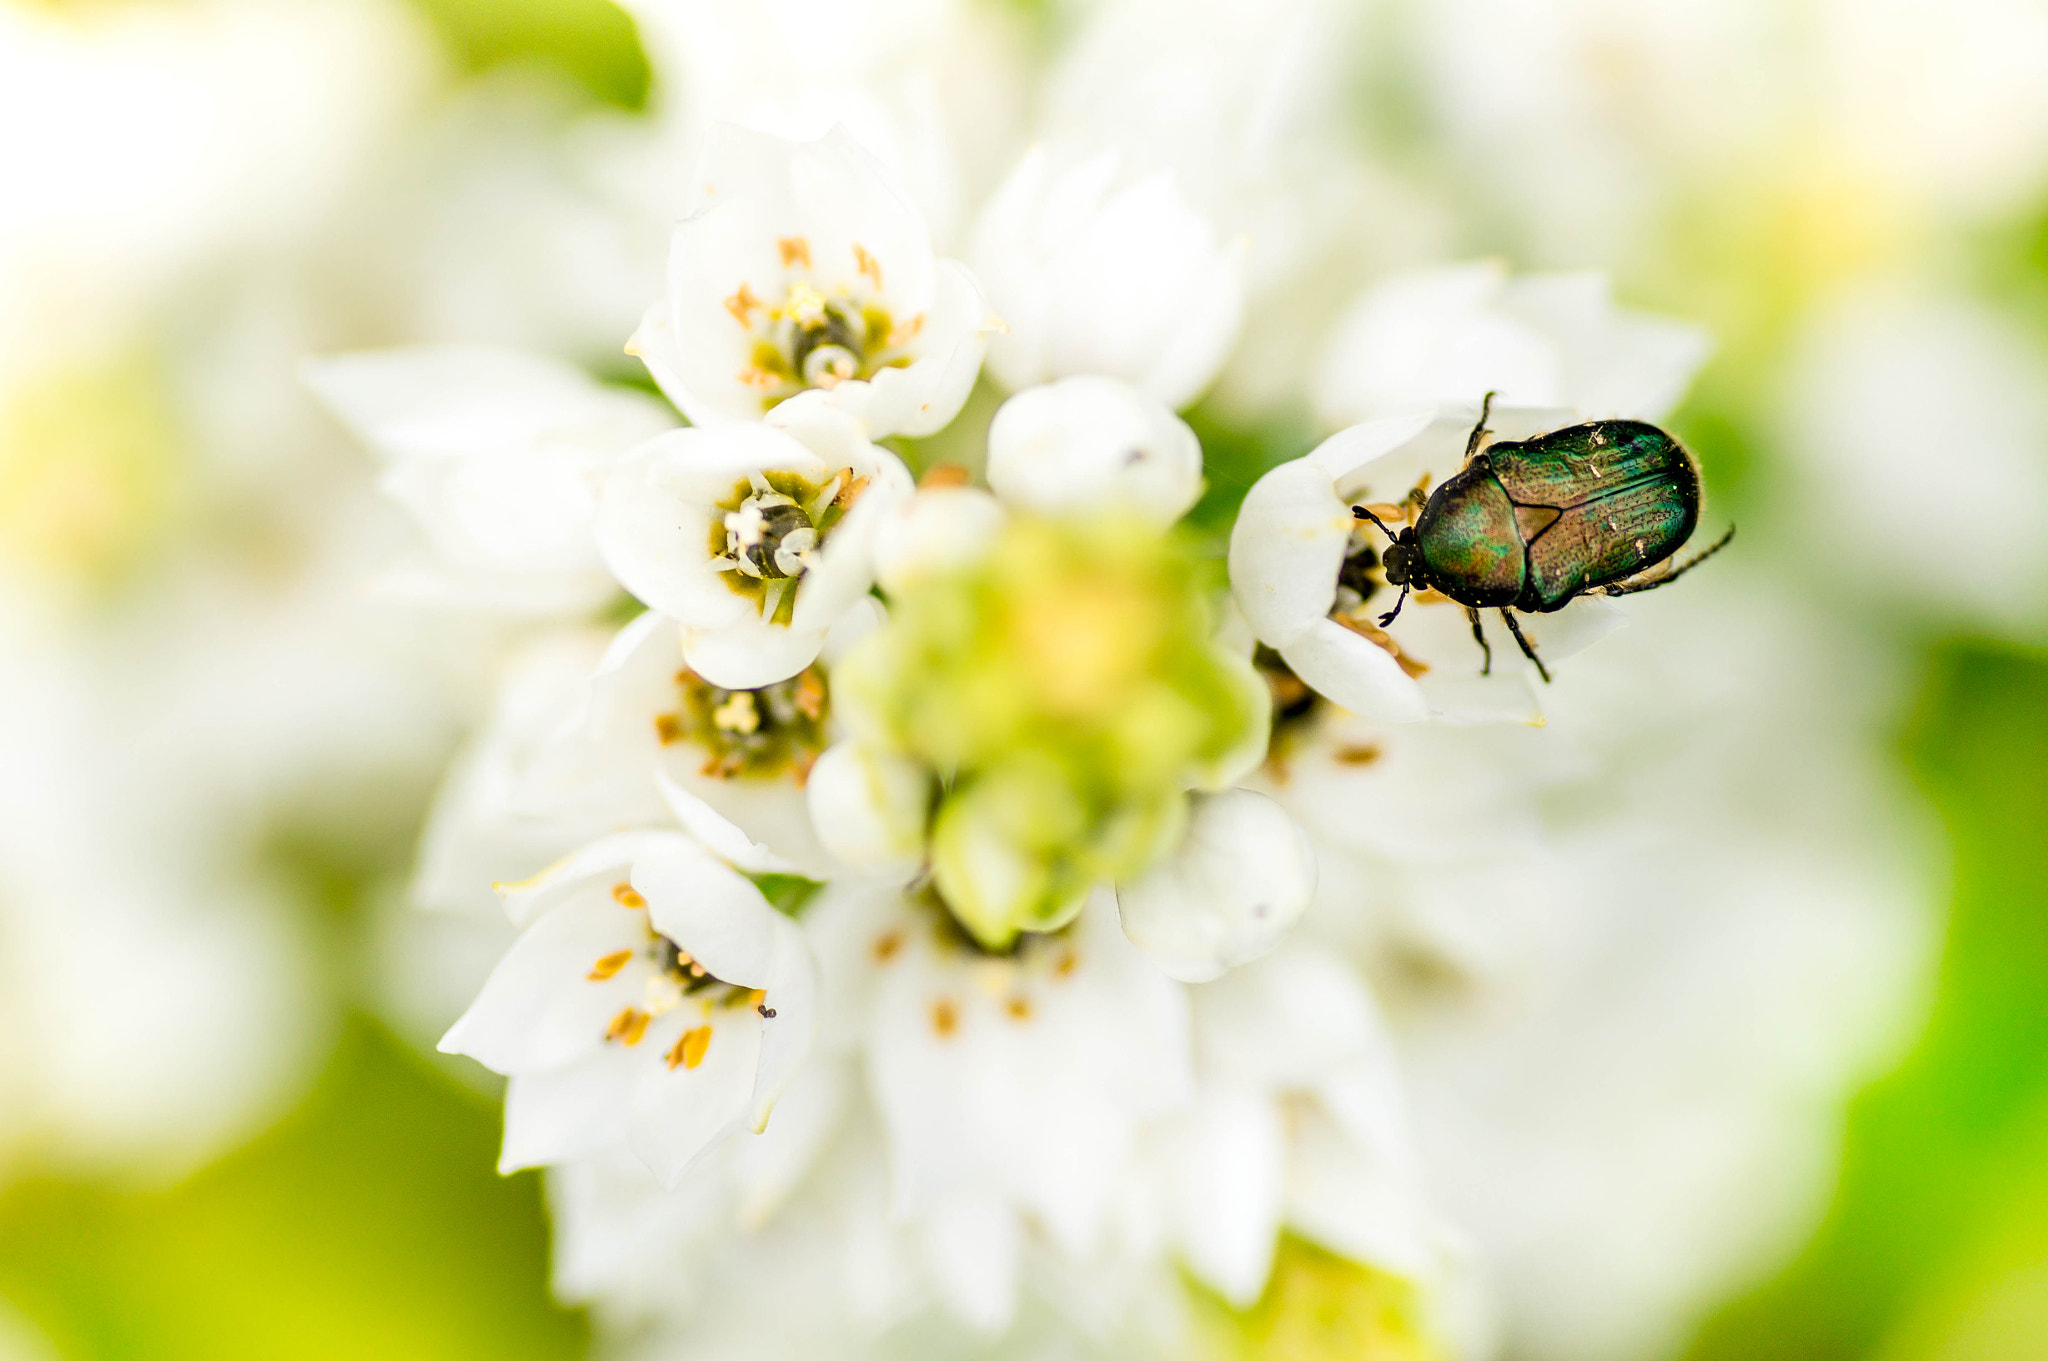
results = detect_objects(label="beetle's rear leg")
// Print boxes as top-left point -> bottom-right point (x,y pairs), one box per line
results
1603,525 -> 1736,598
1465,606 -> 1493,676
1500,609 -> 1551,684
1462,391 -> 1497,463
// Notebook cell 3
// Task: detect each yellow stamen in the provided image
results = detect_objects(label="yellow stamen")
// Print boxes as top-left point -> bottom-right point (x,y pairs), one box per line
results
654,713 -> 684,745
793,669 -> 826,722
873,931 -> 903,963
724,281 -> 764,325
613,883 -> 646,909
587,950 -> 633,982
931,997 -> 959,1039
886,313 -> 925,348
712,690 -> 761,735
738,365 -> 782,391
1331,612 -> 1429,679
852,243 -> 883,289
1006,997 -> 1032,1022
667,1024 -> 713,1071
777,236 -> 812,269
606,1007 -> 652,1046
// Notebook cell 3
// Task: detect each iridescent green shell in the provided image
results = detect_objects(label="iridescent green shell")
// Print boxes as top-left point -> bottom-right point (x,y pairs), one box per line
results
1413,463 -> 1525,607
1413,419 -> 1702,613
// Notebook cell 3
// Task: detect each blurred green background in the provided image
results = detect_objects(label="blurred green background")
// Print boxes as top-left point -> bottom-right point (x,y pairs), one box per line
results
5,2 -> 2047,1359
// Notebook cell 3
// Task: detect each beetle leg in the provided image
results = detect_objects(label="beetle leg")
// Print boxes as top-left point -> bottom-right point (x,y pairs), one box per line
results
1377,584 -> 1411,627
1603,524 -> 1737,598
1402,475 -> 1431,523
1500,609 -> 1551,684
1465,607 -> 1493,676
1462,391 -> 1497,463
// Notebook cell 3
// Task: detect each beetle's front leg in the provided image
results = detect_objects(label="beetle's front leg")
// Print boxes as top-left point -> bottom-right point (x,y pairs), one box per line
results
1465,606 -> 1493,676
1500,609 -> 1551,684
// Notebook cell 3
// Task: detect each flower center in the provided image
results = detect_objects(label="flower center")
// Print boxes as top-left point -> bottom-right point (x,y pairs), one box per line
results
725,238 -> 926,411
710,468 -> 866,622
591,885 -> 776,1070
655,664 -> 830,780
726,491 -> 816,580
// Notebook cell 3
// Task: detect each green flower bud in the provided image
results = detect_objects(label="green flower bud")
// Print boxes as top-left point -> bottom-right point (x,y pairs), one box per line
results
839,512 -> 1266,949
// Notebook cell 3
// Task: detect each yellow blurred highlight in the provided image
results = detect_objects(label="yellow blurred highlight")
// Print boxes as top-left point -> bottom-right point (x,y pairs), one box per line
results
1193,1236 -> 1439,1361
0,352 -> 183,596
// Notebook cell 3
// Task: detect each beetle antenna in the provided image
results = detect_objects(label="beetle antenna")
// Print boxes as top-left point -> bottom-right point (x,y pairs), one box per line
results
1463,391 -> 1496,462
1377,585 -> 1411,627
1603,524 -> 1736,598
1351,505 -> 1398,538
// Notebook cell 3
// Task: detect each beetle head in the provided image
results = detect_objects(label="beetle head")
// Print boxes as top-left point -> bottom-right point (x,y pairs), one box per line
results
1380,528 -> 1426,590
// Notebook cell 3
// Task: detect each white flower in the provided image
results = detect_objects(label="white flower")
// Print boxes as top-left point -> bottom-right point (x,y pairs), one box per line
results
616,0 -> 1032,248
629,124 -> 997,438
545,1058 -> 855,1324
867,483 -> 1008,594
802,740 -> 932,873
1116,788 -> 1316,984
303,345 -> 675,613
1313,262 -> 1710,432
576,606 -> 885,875
807,884 -> 1191,1332
985,376 -> 1204,526
1037,0 -> 1373,295
596,391 -> 913,689
1251,696 -> 1560,990
972,146 -> 1245,410
1229,403 -> 1627,724
1159,947 -> 1458,1313
439,794 -> 820,1187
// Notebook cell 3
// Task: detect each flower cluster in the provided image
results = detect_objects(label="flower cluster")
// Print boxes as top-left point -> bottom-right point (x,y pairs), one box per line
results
313,27 -> 1840,1358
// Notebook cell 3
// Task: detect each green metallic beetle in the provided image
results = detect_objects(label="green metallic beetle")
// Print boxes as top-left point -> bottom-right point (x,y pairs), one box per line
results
1352,394 -> 1734,683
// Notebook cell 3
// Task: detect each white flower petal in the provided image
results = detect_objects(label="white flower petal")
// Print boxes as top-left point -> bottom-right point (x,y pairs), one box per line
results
974,146 -> 1245,408
919,1192 -> 1021,1334
680,612 -> 831,690
804,740 -> 932,872
870,486 -> 1007,595
1277,617 -> 1430,724
500,1048 -> 641,1171
632,846 -> 782,988
1285,1107 -> 1439,1279
305,345 -> 673,610
1116,789 -> 1315,982
856,258 -> 998,438
495,830 -> 695,929
747,916 -> 821,1131
1227,459 -> 1353,643
1168,1086 -> 1286,1307
626,1006 -> 765,1187
439,892 -> 645,1073
655,772 -> 803,875
985,376 -> 1203,524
